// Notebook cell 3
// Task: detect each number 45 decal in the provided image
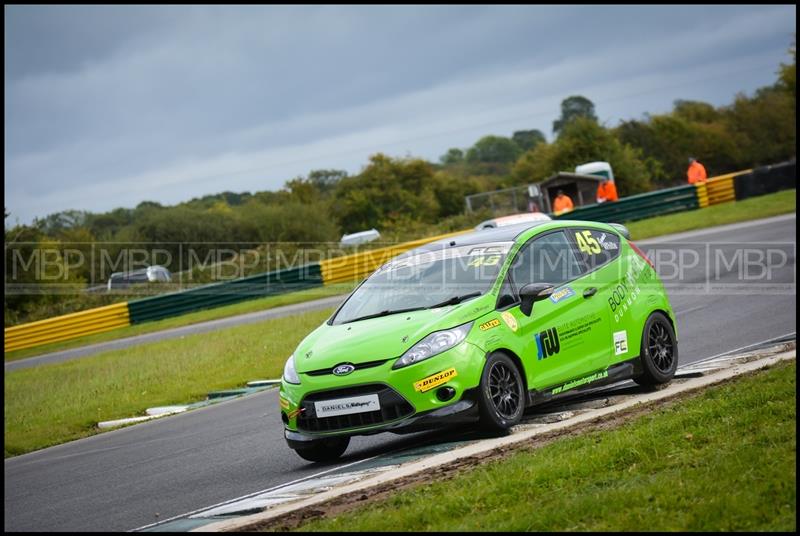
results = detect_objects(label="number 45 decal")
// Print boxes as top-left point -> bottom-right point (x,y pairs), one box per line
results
468,255 -> 501,267
575,230 -> 601,255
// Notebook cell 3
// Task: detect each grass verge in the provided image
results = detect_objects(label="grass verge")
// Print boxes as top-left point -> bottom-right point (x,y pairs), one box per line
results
627,188 -> 795,240
4,283 -> 354,362
3,308 -> 333,457
293,360 -> 796,532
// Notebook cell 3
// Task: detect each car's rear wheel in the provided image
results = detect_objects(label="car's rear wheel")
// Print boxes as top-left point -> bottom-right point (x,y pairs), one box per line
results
478,352 -> 525,432
634,312 -> 678,386
293,436 -> 350,463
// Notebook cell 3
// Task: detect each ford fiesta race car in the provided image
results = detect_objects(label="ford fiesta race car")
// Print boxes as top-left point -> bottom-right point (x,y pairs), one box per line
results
279,220 -> 677,462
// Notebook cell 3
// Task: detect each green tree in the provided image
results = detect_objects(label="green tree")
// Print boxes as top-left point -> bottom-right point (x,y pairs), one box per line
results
552,95 -> 598,137
723,86 -> 796,166
33,210 -> 90,235
778,37 -> 796,100
673,100 -> 720,124
511,129 -> 546,152
515,117 -> 651,196
465,136 -> 522,164
306,169 -> 347,195
332,154 -> 440,232
285,177 -> 320,204
440,148 -> 465,165
431,172 -> 481,218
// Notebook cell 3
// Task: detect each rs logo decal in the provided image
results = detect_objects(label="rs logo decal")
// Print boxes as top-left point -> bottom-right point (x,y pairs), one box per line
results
535,328 -> 560,360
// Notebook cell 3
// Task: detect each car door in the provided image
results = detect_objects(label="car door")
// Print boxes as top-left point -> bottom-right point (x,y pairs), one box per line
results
499,230 -> 612,391
566,226 -> 625,369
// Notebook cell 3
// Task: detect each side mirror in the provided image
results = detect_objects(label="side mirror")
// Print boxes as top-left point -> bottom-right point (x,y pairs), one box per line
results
519,283 -> 554,317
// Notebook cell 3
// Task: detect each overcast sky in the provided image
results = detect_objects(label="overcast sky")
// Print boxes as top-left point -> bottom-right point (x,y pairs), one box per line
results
4,5 -> 796,224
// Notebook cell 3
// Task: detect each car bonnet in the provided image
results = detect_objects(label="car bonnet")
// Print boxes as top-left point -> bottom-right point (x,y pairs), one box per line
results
293,295 -> 495,373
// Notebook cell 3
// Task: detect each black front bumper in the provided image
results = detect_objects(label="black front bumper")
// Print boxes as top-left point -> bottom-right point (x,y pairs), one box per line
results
284,391 -> 480,449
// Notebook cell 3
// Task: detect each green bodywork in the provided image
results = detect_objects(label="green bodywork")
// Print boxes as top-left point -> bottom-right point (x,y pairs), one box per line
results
280,220 -> 676,438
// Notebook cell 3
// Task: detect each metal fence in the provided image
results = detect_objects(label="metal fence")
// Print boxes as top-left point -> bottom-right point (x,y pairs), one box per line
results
464,184 -> 538,216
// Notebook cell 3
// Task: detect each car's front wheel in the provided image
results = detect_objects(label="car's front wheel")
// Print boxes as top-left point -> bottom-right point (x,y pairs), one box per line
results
293,436 -> 350,463
634,312 -> 678,386
478,352 -> 525,432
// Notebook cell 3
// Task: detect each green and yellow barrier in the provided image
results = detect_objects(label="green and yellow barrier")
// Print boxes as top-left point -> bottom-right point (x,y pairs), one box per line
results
4,302 -> 131,352
696,170 -> 751,208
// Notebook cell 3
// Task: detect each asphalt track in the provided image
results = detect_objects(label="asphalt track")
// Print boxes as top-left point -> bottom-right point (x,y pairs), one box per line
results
4,214 -> 796,532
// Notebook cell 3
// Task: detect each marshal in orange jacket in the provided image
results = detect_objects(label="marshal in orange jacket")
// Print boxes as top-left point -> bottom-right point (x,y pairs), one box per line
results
687,160 -> 707,184
553,193 -> 574,215
596,180 -> 619,203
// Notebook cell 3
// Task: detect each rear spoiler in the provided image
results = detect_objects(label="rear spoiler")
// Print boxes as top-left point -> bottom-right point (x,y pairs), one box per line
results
609,223 -> 631,240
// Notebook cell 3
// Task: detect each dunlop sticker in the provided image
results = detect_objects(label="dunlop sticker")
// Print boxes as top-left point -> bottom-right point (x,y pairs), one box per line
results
414,368 -> 458,393
479,318 -> 501,331
501,311 -> 518,332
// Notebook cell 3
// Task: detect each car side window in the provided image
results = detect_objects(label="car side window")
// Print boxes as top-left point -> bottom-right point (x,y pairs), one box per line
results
496,278 -> 516,309
569,228 -> 622,272
508,231 -> 583,293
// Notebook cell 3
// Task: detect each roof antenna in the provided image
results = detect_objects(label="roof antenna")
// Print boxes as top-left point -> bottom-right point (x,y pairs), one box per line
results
449,240 -> 456,246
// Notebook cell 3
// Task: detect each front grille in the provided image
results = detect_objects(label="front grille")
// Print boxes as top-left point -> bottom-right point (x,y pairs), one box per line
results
296,384 -> 414,433
305,359 -> 389,376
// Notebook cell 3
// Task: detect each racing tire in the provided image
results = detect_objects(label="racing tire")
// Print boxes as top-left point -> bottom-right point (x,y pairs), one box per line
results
293,436 -> 350,463
634,312 -> 678,386
478,352 -> 525,432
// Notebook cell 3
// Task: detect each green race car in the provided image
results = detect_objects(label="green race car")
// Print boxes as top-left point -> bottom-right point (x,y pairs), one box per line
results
280,220 -> 678,462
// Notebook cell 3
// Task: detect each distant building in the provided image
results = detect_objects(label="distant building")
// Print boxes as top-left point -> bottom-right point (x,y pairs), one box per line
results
538,172 -> 606,213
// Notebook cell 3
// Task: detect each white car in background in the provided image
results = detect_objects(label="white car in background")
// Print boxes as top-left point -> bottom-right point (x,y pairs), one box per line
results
475,212 -> 552,230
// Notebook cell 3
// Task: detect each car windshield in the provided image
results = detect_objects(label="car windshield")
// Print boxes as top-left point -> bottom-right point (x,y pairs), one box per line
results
331,242 -> 513,325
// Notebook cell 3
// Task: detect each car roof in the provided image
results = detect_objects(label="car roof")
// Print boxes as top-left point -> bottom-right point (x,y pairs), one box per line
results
410,220 -> 555,254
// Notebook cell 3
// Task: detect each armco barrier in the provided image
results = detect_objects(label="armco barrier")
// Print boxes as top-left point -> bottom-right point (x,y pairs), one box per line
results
4,302 -> 130,352
734,161 -> 796,200
127,264 -> 323,323
319,231 -> 466,285
696,170 -> 751,208
554,184 -> 699,223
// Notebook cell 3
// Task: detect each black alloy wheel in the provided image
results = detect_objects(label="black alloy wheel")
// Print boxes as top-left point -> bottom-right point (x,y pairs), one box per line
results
635,312 -> 678,386
478,352 -> 525,431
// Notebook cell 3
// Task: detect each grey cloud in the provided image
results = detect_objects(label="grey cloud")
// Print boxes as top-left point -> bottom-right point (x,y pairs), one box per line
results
4,5 -> 796,222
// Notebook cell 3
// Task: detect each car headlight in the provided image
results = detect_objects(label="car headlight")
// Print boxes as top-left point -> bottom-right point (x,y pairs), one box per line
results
283,354 -> 301,384
392,322 -> 473,369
